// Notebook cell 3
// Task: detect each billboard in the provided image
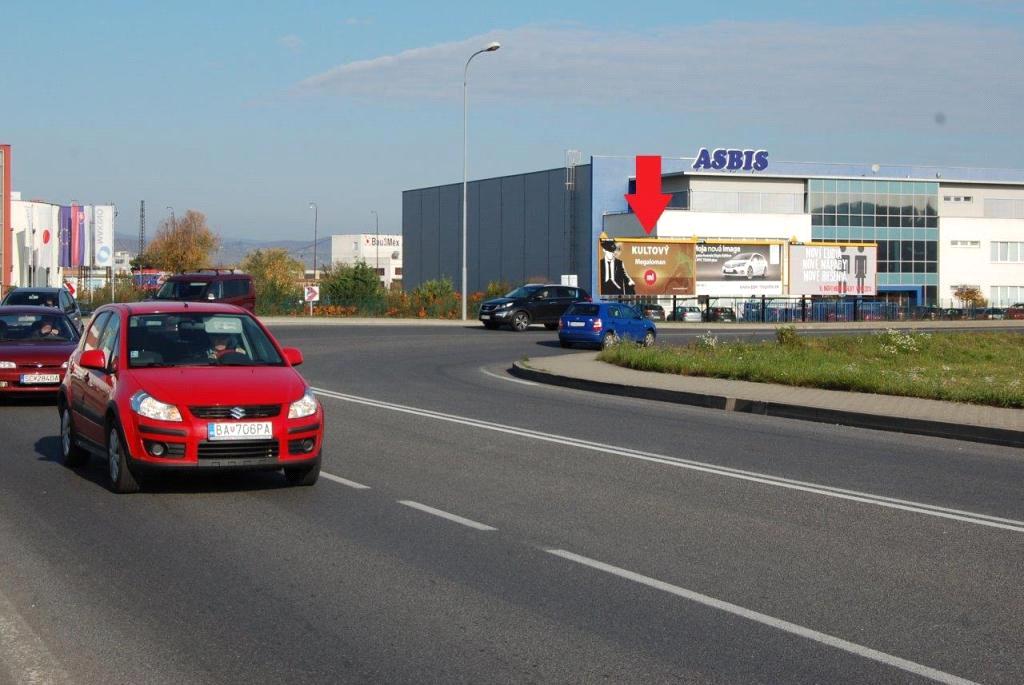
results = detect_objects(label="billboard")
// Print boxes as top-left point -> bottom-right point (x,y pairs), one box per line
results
597,234 -> 696,296
695,241 -> 784,296
789,243 -> 877,296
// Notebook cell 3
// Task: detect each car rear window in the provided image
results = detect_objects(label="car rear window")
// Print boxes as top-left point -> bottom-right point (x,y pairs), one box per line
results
567,304 -> 600,316
3,291 -> 57,307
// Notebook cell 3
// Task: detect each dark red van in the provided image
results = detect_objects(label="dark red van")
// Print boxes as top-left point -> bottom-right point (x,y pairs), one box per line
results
154,270 -> 256,312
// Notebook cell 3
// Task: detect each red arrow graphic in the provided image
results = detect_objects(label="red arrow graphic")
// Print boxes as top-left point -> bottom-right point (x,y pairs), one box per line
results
625,155 -> 670,235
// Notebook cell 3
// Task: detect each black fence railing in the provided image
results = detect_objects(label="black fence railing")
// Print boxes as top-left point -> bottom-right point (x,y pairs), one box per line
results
601,295 -> 1011,323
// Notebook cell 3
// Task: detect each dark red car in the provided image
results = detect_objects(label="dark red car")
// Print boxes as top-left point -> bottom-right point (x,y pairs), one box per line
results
58,302 -> 323,493
0,306 -> 80,395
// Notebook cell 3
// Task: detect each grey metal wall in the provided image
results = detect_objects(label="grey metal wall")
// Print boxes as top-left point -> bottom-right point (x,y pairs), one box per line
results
402,165 -> 592,293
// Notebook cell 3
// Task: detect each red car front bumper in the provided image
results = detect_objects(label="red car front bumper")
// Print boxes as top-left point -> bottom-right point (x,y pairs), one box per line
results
122,405 -> 324,471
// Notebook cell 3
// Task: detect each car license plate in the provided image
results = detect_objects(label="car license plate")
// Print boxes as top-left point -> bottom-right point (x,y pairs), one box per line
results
207,422 -> 273,441
20,374 -> 61,385
480,314 -> 490,320
569,321 -> 585,327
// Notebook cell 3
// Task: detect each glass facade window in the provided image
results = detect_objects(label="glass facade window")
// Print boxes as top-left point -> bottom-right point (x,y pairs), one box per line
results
991,286 -> 1024,306
810,178 -> 939,302
991,241 -> 1024,263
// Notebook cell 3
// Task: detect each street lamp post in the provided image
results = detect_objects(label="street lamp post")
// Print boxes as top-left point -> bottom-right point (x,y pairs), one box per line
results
371,210 -> 380,284
308,202 -> 318,280
309,202 -> 318,316
461,41 -> 501,321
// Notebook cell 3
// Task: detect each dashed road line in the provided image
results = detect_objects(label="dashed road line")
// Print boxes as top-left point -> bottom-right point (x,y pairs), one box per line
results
321,472 -> 371,489
546,549 -> 978,685
398,500 -> 497,531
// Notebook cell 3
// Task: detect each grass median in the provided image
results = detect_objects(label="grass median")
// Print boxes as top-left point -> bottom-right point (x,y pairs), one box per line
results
598,328 -> 1024,408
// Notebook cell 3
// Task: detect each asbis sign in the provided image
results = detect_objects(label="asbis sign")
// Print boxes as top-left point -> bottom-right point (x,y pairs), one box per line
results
692,148 -> 769,172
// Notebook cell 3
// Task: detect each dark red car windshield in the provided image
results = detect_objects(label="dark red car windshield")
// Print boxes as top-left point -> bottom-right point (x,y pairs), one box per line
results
155,280 -> 210,300
0,312 -> 77,343
127,313 -> 283,367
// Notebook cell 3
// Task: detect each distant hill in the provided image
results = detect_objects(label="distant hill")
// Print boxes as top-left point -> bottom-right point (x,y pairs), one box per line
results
114,232 -> 332,269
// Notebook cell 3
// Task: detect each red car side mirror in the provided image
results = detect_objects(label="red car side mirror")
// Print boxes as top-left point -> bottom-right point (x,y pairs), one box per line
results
79,349 -> 107,370
282,347 -> 304,366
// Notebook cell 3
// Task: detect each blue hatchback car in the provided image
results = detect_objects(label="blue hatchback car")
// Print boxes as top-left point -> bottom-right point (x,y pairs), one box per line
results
558,302 -> 657,349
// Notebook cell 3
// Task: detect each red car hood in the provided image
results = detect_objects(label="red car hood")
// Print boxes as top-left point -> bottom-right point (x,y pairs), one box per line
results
126,366 -> 308,408
0,342 -> 78,366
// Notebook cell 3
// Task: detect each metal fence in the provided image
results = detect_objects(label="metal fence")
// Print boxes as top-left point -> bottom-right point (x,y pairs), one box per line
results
603,295 -> 1013,323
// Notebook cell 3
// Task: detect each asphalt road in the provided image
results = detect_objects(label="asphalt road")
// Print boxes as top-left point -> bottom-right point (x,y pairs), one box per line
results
1,323 -> 1022,684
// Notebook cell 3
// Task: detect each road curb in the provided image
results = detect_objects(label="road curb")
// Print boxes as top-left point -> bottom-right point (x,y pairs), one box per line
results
510,362 -> 1024,449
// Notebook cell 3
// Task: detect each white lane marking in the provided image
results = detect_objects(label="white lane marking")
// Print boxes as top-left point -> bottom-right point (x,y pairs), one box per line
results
480,367 -> 538,386
398,500 -> 497,531
546,549 -> 978,685
321,472 -> 370,490
0,590 -> 73,685
312,387 -> 1024,534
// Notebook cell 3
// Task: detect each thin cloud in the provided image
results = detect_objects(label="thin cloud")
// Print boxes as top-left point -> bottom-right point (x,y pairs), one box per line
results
294,22 -> 1024,130
278,34 -> 304,52
343,17 -> 374,26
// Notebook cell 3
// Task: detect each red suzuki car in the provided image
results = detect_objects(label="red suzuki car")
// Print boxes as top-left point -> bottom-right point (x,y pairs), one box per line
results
0,306 -> 80,395
58,302 -> 323,493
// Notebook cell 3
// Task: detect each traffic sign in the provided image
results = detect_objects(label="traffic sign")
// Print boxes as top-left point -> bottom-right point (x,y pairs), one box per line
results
304,285 -> 320,303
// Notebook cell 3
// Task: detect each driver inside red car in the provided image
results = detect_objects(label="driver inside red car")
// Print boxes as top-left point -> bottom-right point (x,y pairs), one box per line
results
207,333 -> 247,360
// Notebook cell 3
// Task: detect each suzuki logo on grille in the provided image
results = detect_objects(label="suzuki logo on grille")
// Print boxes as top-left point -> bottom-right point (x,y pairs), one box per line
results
230,407 -> 246,419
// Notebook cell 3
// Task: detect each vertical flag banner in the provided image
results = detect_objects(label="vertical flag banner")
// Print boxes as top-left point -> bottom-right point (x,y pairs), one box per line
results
58,205 -> 71,268
81,205 -> 94,268
70,204 -> 84,267
93,205 -> 114,267
35,205 -> 55,275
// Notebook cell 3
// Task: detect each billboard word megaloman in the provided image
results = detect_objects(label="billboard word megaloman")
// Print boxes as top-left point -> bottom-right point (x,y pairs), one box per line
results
789,244 -> 877,296
695,242 -> 783,297
597,236 -> 696,296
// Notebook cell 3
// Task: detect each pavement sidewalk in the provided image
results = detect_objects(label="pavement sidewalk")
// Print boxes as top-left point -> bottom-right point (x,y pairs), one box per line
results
511,353 -> 1024,448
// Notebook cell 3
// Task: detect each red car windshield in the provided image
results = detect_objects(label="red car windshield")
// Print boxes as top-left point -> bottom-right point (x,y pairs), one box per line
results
0,313 -> 76,343
127,313 -> 283,367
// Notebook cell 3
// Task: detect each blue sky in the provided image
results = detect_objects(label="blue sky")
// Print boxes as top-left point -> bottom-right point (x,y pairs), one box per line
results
3,0 -> 1023,242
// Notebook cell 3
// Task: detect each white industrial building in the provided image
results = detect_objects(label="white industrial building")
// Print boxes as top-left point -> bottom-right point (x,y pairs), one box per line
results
329,234 -> 402,288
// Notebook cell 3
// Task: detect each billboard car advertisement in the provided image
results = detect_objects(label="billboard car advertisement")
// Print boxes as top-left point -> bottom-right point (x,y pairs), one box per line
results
597,234 -> 696,296
789,243 -> 877,296
695,242 -> 783,296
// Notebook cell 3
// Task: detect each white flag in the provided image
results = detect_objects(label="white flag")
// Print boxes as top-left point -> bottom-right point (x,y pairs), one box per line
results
35,204 -> 57,277
93,205 -> 114,267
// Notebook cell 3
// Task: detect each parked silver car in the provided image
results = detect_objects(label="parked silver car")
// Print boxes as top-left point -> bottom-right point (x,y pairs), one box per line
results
673,305 -> 703,322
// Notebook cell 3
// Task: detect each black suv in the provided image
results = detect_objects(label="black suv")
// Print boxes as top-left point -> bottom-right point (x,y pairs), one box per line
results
479,284 -> 591,331
1,286 -> 84,332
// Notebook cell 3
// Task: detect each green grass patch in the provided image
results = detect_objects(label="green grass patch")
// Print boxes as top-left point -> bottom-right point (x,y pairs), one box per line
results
598,328 -> 1024,408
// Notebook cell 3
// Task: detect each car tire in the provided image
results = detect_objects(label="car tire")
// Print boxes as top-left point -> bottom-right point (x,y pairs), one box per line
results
60,404 -> 89,467
284,458 -> 320,486
544,323 -> 558,330
511,311 -> 531,332
643,330 -> 655,347
107,423 -> 140,494
601,332 -> 619,350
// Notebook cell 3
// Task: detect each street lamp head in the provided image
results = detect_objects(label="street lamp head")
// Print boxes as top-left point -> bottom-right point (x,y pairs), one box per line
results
308,201 -> 316,209
484,41 -> 501,52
